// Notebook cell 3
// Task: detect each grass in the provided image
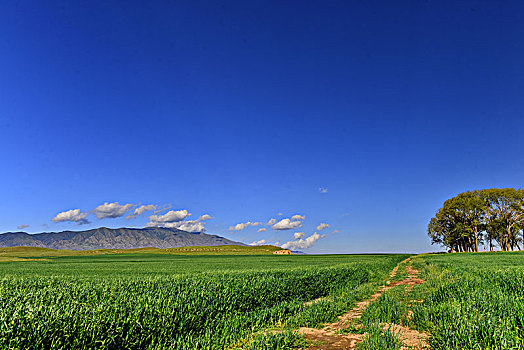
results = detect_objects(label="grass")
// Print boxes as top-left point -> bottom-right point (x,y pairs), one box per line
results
347,251 -> 524,350
360,287 -> 408,326
0,251 -> 405,277
390,259 -> 409,282
11,247 -> 524,349
408,251 -> 524,350
233,331 -> 308,350
357,324 -> 403,350
285,280 -> 380,329
0,250 -> 409,349
0,244 -> 284,258
337,322 -> 366,334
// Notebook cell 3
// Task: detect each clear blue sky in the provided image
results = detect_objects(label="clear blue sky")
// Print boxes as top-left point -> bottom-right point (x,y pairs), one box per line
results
1,1 -> 523,253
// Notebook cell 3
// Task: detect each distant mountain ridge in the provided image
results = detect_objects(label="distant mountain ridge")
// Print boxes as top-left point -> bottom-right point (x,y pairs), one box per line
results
0,227 -> 244,250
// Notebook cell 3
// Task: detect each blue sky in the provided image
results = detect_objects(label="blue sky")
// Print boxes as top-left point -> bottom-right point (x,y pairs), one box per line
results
1,1 -> 523,253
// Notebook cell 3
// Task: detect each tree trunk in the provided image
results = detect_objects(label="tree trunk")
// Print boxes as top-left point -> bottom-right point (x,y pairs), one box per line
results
498,237 -> 505,251
507,227 -> 512,251
474,226 -> 479,252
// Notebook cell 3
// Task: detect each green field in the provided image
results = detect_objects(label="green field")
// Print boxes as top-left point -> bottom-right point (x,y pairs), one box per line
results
3,248 -> 524,349
410,252 -> 524,349
0,245 -> 284,261
0,248 -> 408,349
351,251 -> 524,350
0,253 -> 399,277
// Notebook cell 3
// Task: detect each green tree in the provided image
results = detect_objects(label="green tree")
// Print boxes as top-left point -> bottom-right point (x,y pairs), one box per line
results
427,191 -> 485,252
427,188 -> 524,252
480,188 -> 524,251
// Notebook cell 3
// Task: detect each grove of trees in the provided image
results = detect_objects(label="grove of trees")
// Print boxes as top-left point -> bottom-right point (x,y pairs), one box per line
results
428,188 -> 524,252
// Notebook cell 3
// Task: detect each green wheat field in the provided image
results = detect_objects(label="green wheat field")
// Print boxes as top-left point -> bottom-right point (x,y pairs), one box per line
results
1,248 -> 523,349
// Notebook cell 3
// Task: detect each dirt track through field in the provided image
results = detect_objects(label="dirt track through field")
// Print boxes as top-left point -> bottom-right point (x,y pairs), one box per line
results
298,258 -> 429,349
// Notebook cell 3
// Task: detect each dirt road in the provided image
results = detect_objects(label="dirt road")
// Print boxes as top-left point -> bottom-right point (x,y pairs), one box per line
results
298,258 -> 429,349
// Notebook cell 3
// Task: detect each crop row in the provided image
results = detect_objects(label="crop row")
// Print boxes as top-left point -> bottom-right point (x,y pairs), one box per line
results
0,256 -> 403,349
411,253 -> 524,349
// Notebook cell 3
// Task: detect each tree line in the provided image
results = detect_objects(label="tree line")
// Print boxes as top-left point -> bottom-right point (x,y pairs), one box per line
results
428,188 -> 524,252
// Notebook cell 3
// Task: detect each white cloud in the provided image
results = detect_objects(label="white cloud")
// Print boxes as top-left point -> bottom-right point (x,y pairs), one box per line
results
267,218 -> 276,225
52,209 -> 89,225
153,205 -> 171,214
272,218 -> 303,230
333,229 -> 339,234
148,210 -> 191,224
277,213 -> 283,216
281,232 -> 324,250
257,228 -> 267,233
229,221 -> 261,231
316,223 -> 330,231
93,202 -> 134,219
146,219 -> 205,232
249,239 -> 267,246
291,214 -> 305,221
198,214 -> 213,221
17,224 -> 29,229
145,210 -> 210,232
127,204 -> 157,219
293,232 -> 305,239
172,220 -> 205,232
319,187 -> 328,193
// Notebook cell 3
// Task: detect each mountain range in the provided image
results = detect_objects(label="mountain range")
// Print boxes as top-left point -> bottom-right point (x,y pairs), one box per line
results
0,227 -> 244,250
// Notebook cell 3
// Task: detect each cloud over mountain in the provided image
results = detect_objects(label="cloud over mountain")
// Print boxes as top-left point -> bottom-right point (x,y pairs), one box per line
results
93,202 -> 134,219
148,210 -> 191,224
127,204 -> 157,219
145,208 -> 205,232
229,221 -> 261,231
52,209 -> 89,225
149,220 -> 205,232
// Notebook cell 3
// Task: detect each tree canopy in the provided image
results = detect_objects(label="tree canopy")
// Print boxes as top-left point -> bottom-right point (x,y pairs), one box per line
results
428,188 -> 524,252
